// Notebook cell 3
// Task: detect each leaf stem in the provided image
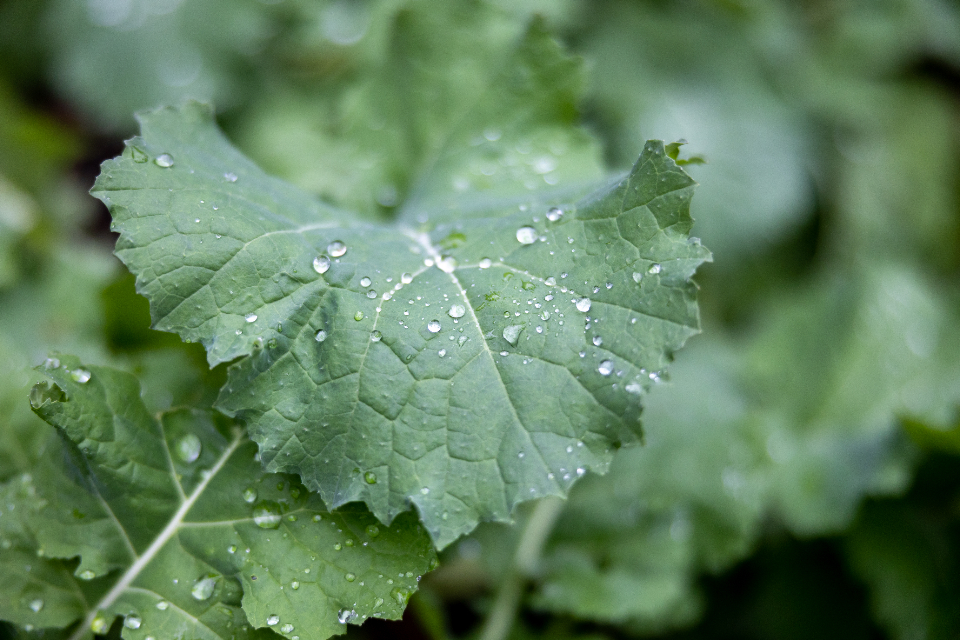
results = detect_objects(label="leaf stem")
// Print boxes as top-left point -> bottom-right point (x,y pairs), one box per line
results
478,496 -> 565,640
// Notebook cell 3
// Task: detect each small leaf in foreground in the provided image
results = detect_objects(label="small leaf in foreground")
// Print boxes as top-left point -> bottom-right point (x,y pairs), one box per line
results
21,356 -> 435,640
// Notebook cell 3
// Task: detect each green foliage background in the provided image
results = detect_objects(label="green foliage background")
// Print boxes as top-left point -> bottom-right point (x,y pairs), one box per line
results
1,0 -> 959,639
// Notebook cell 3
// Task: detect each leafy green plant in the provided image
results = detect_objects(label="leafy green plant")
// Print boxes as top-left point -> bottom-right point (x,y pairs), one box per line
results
0,16 -> 710,640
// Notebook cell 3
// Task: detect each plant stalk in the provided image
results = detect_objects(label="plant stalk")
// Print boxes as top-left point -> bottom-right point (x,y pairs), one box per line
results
478,496 -> 565,640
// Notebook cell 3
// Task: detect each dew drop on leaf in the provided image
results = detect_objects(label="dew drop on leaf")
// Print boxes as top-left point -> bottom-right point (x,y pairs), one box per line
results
313,256 -> 330,274
156,601 -> 169,611
266,615 -> 279,626
327,241 -> 347,257
632,272 -> 643,283
366,524 -> 380,538
338,609 -> 357,624
546,207 -> 563,222
401,272 -> 413,284
70,369 -> 92,384
575,298 -> 591,313
478,258 -> 492,269
281,624 -> 294,634
364,472 -> 377,484
360,277 -> 372,287
448,304 -> 465,318
648,263 -> 662,274
503,324 -> 523,345
176,434 -> 202,463
224,172 -> 238,182
315,330 -> 327,342
427,320 -> 441,333
28,599 -> 43,613
370,330 -> 382,342
245,313 -> 257,323
598,360 -> 614,376
516,226 -> 537,244
344,573 -> 356,582
252,501 -> 282,529
354,311 -> 364,321
124,615 -> 141,629
191,575 -> 218,600
242,487 -> 257,503
91,615 -> 110,634
154,153 -> 174,168
290,581 -> 299,590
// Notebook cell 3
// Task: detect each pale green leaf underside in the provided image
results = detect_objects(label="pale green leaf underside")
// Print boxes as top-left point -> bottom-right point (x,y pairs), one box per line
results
25,357 -> 435,640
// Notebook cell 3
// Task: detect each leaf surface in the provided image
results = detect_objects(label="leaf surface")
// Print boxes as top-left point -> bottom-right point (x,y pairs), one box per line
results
93,93 -> 708,546
25,356 -> 435,640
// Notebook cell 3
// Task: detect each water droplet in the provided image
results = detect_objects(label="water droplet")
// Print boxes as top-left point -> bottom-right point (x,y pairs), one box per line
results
354,311 -> 364,321
625,382 -> 642,394
124,615 -> 141,629
281,624 -> 294,634
338,609 -> 357,624
364,471 -> 377,484
28,599 -> 43,613
648,263 -> 662,274
390,588 -> 409,606
91,614 -> 110,634
401,272 -> 413,284
176,434 -> 202,463
420,487 -> 430,495
224,172 -> 238,182
327,241 -> 347,257
334,543 -> 342,551
290,580 -> 300,590
344,573 -> 356,582
576,298 -> 591,313
156,600 -> 169,610
154,153 -> 174,168
252,501 -> 282,529
365,289 -> 377,299
359,277 -> 372,287
245,313 -> 257,323
448,304 -> 465,318
516,227 -> 537,244
366,524 -> 380,538
191,575 -> 218,600
243,487 -> 257,503
370,330 -> 382,342
546,207 -> 563,222
438,349 -> 447,357
313,256 -> 330,274
598,360 -> 614,376
427,320 -> 442,333
79,570 -> 96,580
437,256 -> 457,273
43,357 -> 60,369
593,336 -> 603,346
228,545 -> 237,553
502,324 -> 523,345
71,369 -> 92,384
479,258 -> 492,269
267,615 -> 280,626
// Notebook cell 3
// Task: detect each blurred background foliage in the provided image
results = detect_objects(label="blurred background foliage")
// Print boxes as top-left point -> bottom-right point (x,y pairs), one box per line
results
1,0 -> 959,638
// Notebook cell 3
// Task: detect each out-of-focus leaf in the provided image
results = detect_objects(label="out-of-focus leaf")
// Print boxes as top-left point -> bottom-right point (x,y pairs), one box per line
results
529,260 -> 960,629
237,4 -> 601,216
575,0 -> 814,261
22,356 -> 436,640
